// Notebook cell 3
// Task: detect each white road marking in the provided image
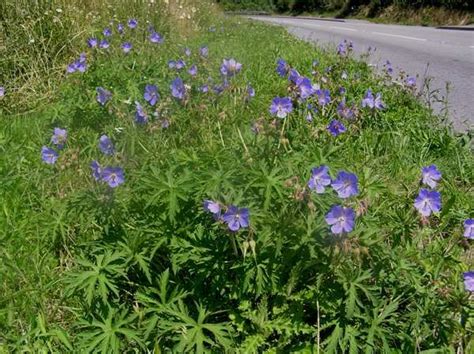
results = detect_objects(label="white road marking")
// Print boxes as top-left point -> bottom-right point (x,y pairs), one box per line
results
371,31 -> 427,41
330,26 -> 357,32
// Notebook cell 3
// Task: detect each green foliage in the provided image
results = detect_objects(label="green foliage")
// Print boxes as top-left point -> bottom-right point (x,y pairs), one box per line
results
0,1 -> 473,352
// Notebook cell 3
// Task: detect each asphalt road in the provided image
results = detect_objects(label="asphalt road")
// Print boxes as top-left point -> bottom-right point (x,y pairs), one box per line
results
249,16 -> 474,132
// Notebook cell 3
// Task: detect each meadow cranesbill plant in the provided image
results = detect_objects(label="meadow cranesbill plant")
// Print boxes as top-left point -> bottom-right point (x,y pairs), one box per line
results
203,200 -> 221,219
414,189 -> 441,217
127,18 -> 138,29
51,128 -> 67,149
332,171 -> 359,198
170,78 -> 186,100
67,53 -> 87,74
101,167 -> 125,188
149,31 -> 163,44
269,97 -> 293,119
325,205 -> 356,234
220,58 -> 242,77
199,45 -> 209,58
308,165 -> 331,194
406,76 -> 416,87
188,65 -> 198,77
99,39 -> 110,49
0,86 -> 4,97
144,84 -> 159,106
276,58 -> 289,77
99,135 -> 115,155
121,42 -> 132,53
96,87 -> 112,106
184,48 -> 191,56
296,77 -> 315,100
327,120 -> 346,137
316,89 -> 330,106
87,37 -> 98,48
117,23 -> 124,35
464,219 -> 474,239
463,272 -> 474,291
103,27 -> 112,37
41,146 -> 59,165
361,89 -> 385,110
222,206 -> 249,232
175,59 -> 186,70
135,102 -> 148,124
90,160 -> 102,181
246,84 -> 255,101
337,100 -> 355,120
288,68 -> 300,84
421,165 -> 442,188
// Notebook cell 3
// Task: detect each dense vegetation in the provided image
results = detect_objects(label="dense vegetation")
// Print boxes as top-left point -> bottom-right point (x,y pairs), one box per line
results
218,0 -> 473,15
1,0 -> 473,352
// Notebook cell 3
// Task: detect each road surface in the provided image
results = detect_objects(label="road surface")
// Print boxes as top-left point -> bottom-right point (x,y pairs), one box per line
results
249,16 -> 474,132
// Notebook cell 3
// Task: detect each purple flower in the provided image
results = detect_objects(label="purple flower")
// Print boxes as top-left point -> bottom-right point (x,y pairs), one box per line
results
246,84 -> 255,100
184,47 -> 191,56
222,205 -> 249,232
87,37 -> 98,48
127,19 -> 138,29
203,200 -> 221,219
316,89 -> 331,106
269,97 -> 293,119
91,160 -> 102,180
0,86 -> 4,97
199,46 -> 208,58
168,60 -> 176,69
188,64 -> 198,77
99,39 -> 110,49
362,89 -> 385,110
463,272 -> 474,292
170,78 -> 186,100
336,100 -> 355,120
220,58 -> 242,77
296,77 -> 315,100
327,120 -> 346,137
421,165 -> 441,189
406,76 -> 416,87
306,112 -> 313,122
464,219 -> 474,239
121,42 -> 132,53
332,171 -> 359,199
384,60 -> 394,75
149,32 -> 163,44
41,146 -> 58,165
117,23 -> 124,35
337,42 -> 347,56
200,84 -> 209,93
308,165 -> 331,193
276,58 -> 289,77
102,167 -> 125,188
103,27 -> 112,37
161,119 -> 170,129
325,205 -> 356,234
175,59 -> 186,70
51,128 -> 67,149
99,135 -> 114,155
288,68 -> 300,84
135,102 -> 148,124
96,87 -> 112,106
414,189 -> 441,217
66,54 -> 87,74
144,84 -> 159,106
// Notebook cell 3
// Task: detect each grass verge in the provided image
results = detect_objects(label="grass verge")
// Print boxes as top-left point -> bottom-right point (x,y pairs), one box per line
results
0,4 -> 473,352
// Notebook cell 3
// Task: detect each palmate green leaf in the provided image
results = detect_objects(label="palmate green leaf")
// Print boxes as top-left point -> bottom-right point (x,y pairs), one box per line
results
65,250 -> 127,306
77,306 -> 144,353
158,301 -> 233,353
247,162 -> 286,211
140,165 -> 192,224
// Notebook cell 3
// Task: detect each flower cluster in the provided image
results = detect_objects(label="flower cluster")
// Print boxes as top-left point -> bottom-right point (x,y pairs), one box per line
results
414,165 -> 442,217
306,166 -> 359,235
203,201 -> 249,232
67,53 -> 87,74
41,128 -> 67,165
90,134 -> 124,188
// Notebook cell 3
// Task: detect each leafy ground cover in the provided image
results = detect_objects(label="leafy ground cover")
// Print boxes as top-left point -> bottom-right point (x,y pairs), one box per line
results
0,1 -> 473,352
